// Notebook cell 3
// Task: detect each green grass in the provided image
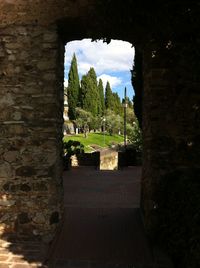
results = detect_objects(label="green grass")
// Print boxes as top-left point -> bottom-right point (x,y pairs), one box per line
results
63,132 -> 124,152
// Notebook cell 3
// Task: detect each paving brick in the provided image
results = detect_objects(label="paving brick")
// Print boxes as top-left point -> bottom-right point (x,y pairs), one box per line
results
0,254 -> 10,261
0,264 -> 10,268
12,265 -> 35,268
0,168 -> 173,268
47,168 -> 172,267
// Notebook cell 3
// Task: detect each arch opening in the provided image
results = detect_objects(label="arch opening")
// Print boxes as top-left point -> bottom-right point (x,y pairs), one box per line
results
63,38 -> 141,170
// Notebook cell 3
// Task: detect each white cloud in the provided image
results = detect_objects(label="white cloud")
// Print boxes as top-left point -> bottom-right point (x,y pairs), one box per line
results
97,74 -> 122,89
64,79 -> 68,88
65,39 -> 135,75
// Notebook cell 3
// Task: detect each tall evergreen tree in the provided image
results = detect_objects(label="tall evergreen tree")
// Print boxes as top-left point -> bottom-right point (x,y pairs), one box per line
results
97,79 -> 105,116
105,81 -> 113,110
80,74 -> 87,108
87,67 -> 98,86
81,68 -> 99,116
67,53 -> 80,120
127,97 -> 133,109
105,81 -> 122,114
112,92 -> 122,115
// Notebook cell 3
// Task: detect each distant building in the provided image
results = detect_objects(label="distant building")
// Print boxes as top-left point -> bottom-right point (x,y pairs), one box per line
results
63,93 -> 76,134
63,93 -> 69,121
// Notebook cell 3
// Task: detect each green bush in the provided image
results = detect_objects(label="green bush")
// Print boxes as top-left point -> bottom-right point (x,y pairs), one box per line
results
128,119 -> 142,153
63,140 -> 85,169
63,140 -> 85,157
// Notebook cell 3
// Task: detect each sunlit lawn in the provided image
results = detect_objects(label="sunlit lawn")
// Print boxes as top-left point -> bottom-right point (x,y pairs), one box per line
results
63,132 -> 124,152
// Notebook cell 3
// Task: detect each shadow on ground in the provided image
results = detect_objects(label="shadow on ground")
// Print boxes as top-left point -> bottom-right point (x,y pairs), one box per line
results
0,167 -> 173,268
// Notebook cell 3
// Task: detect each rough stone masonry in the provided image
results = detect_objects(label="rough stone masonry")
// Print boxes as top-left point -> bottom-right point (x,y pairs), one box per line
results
0,23 -> 65,241
0,0 -> 95,241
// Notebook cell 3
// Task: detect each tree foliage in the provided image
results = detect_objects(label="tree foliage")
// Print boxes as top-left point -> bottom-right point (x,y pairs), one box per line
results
105,81 -> 113,110
112,92 -> 123,115
97,78 -> 105,116
128,119 -> 142,153
66,54 -> 138,146
105,109 -> 123,135
75,108 -> 93,138
105,81 -> 122,114
67,53 -> 80,120
81,68 -> 99,116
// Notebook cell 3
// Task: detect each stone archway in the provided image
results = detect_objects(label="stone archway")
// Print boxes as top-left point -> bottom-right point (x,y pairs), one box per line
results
0,1 -> 199,266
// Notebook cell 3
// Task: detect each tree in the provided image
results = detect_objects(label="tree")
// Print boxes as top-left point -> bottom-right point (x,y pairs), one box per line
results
90,116 -> 102,132
67,53 -> 80,120
87,67 -> 98,86
97,79 -> 105,116
105,81 -> 113,109
81,68 -> 99,116
127,97 -> 133,109
128,119 -> 142,153
75,108 -> 93,138
105,81 -> 123,115
105,109 -> 123,135
112,92 -> 123,115
126,106 -> 136,125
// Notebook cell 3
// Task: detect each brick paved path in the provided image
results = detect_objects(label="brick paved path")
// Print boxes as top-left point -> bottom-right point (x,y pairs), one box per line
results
0,167 -> 173,268
47,167 -> 173,268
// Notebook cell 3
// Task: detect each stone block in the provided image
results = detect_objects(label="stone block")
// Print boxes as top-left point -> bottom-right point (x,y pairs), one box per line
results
18,212 -> 31,224
20,184 -> 31,192
16,166 -> 36,177
0,200 -> 15,207
0,162 -> 13,178
37,60 -> 55,71
32,213 -> 46,224
3,151 -> 19,163
43,73 -> 56,81
0,93 -> 14,106
43,32 -> 57,42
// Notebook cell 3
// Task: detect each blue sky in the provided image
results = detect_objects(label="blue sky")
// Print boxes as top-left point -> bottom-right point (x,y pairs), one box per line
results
64,39 -> 135,100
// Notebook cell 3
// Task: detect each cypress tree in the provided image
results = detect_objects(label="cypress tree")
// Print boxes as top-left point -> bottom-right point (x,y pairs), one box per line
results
97,78 -> 105,116
112,92 -> 122,115
105,81 -> 113,110
67,53 -> 80,120
80,74 -> 88,109
81,68 -> 99,116
87,67 -> 98,86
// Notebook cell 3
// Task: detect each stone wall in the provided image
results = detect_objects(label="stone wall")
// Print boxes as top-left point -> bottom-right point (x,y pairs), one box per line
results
142,41 -> 200,227
70,152 -> 100,168
0,0 -> 97,240
142,41 -> 200,266
100,150 -> 118,170
0,24 -> 64,240
0,0 -> 93,27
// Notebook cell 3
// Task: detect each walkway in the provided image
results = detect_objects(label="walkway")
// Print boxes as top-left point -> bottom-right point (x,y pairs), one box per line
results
47,167 -> 173,268
0,167 -> 173,268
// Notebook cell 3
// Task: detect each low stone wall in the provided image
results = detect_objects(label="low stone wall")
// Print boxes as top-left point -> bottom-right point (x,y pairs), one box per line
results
118,149 -> 141,168
71,152 -> 100,169
100,150 -> 118,170
71,150 -> 119,170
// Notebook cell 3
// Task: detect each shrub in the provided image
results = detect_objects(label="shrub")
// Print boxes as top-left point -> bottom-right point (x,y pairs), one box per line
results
63,140 -> 85,157
128,119 -> 142,153
63,140 -> 85,169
